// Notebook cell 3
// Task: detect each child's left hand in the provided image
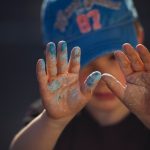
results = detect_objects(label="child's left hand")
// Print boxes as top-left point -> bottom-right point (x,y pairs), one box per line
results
102,43 -> 150,129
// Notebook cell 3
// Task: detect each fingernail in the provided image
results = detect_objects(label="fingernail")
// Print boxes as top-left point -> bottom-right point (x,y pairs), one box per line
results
61,41 -> 67,51
59,41 -> 68,61
73,47 -> 81,63
123,43 -> 130,48
85,71 -> 101,87
136,44 -> 143,51
74,47 -> 80,55
40,59 -> 45,71
114,50 -> 121,57
48,42 -> 56,56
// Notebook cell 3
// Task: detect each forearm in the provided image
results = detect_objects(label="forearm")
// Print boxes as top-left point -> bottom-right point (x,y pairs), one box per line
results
10,110 -> 69,150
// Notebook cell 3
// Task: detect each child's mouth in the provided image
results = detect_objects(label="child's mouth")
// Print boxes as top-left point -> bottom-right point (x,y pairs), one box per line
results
93,92 -> 115,100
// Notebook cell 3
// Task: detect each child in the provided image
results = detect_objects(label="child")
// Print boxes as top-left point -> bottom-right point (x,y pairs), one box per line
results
10,0 -> 150,150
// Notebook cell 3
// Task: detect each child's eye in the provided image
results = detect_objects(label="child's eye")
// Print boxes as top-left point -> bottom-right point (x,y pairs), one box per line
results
89,63 -> 97,72
109,54 -> 115,60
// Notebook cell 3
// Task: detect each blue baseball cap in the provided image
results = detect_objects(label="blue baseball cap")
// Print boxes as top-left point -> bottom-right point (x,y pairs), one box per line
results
41,0 -> 138,66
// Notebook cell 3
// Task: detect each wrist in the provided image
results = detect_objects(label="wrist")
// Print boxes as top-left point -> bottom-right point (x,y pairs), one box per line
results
40,110 -> 72,129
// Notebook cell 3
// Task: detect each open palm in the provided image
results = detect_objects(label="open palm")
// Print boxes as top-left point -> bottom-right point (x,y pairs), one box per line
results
36,41 -> 101,120
102,43 -> 150,128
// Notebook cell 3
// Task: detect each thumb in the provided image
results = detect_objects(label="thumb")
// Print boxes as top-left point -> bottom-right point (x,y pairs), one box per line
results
101,73 -> 125,100
82,71 -> 101,97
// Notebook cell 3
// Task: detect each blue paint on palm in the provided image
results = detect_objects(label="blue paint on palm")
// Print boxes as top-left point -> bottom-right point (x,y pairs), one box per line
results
48,80 -> 61,92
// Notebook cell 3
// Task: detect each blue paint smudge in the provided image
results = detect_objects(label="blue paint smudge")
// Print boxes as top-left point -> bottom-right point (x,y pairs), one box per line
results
49,42 -> 56,56
70,89 -> 78,99
74,47 -> 80,56
74,47 -> 80,62
61,53 -> 67,61
86,71 -> 101,87
48,80 -> 61,92
40,59 -> 45,71
61,41 -> 67,52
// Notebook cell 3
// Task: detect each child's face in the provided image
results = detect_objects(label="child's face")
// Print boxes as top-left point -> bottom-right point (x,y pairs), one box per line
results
79,53 -> 127,112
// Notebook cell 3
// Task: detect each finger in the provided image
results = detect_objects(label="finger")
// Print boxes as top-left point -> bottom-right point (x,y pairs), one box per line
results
81,71 -> 101,97
114,51 -> 133,76
68,46 -> 81,74
136,44 -> 150,71
36,59 -> 48,92
57,41 -> 68,74
101,73 -> 125,100
46,42 -> 57,79
123,43 -> 144,71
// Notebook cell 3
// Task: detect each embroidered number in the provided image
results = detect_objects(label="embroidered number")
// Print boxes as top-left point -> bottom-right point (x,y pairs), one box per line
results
76,14 -> 91,33
87,10 -> 101,30
76,9 -> 102,33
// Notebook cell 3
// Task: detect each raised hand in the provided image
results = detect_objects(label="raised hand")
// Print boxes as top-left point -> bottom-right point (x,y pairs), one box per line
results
102,43 -> 150,128
36,41 -> 101,121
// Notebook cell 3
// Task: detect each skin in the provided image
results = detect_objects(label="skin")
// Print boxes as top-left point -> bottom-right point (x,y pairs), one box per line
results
102,44 -> 150,128
10,41 -> 150,150
10,41 -> 101,150
79,53 -> 129,126
37,41 -> 101,120
79,43 -> 150,127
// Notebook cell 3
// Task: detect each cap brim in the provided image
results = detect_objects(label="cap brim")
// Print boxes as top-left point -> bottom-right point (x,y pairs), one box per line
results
67,20 -> 138,66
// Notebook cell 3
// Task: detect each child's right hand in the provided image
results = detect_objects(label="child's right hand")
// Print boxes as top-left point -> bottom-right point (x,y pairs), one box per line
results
36,41 -> 101,123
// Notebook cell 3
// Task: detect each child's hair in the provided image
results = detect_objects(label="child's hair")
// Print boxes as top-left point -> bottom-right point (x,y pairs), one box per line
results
41,0 -> 138,66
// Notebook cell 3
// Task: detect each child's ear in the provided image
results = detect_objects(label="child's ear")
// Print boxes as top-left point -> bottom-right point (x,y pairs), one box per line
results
134,21 -> 144,44
137,26 -> 144,44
